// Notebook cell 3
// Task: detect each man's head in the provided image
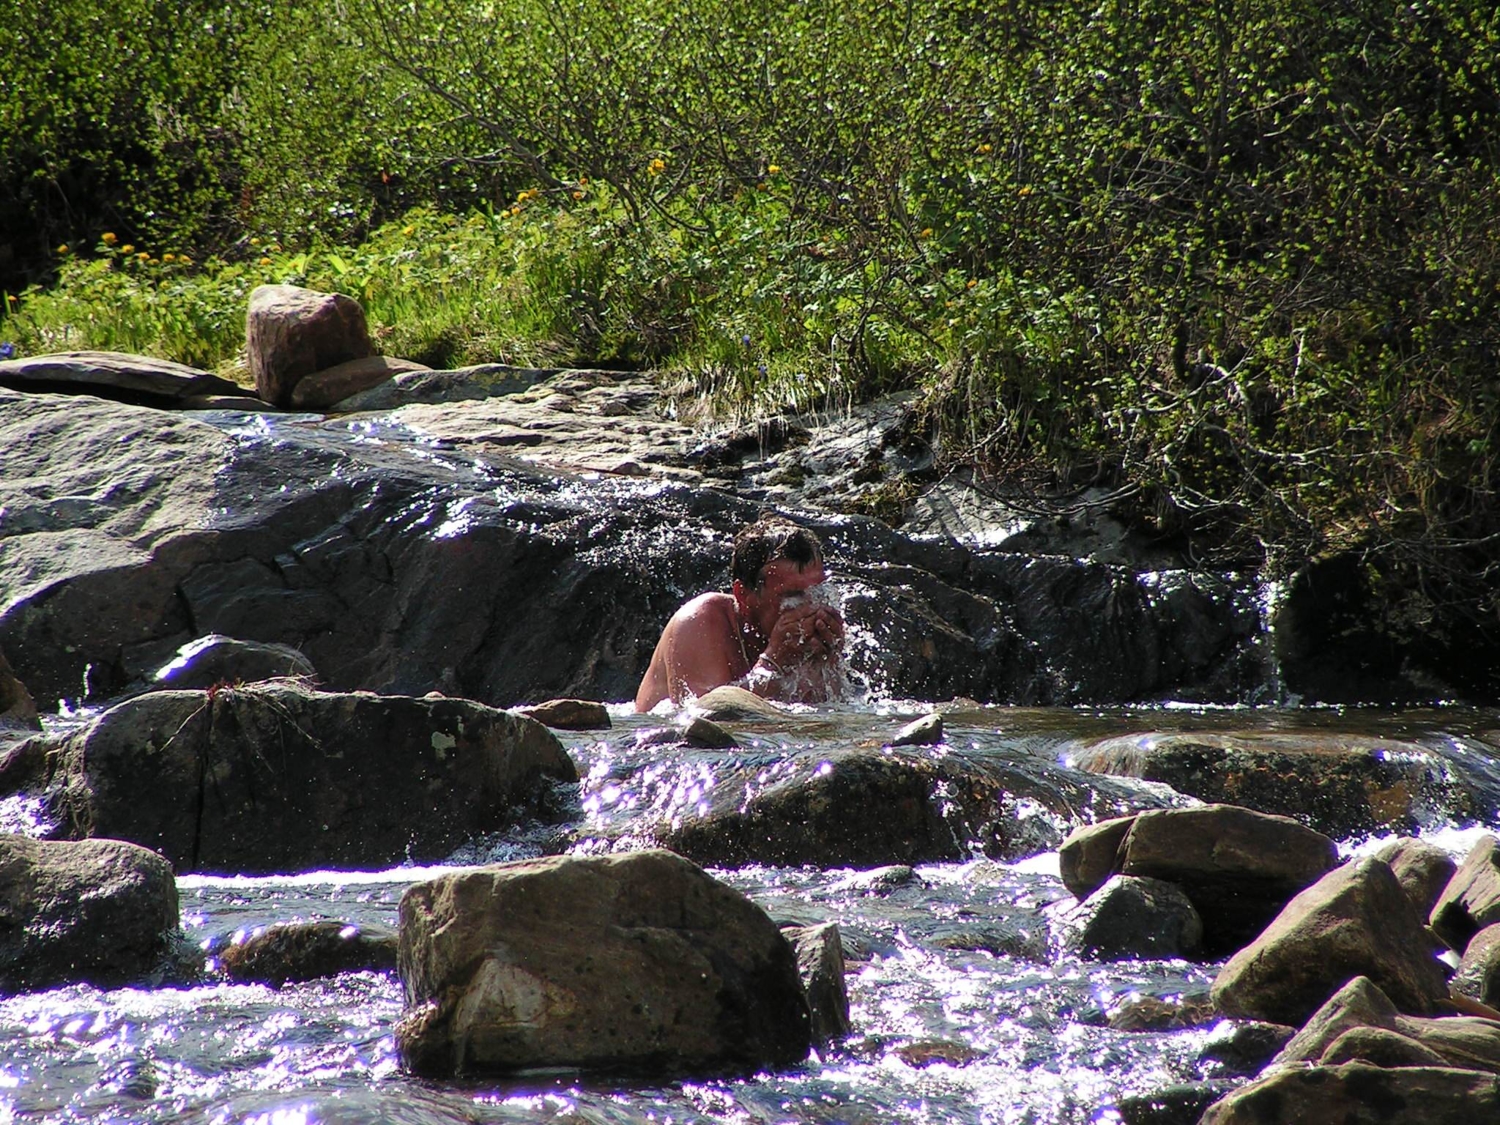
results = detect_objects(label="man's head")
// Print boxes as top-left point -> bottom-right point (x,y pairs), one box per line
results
731,518 -> 823,590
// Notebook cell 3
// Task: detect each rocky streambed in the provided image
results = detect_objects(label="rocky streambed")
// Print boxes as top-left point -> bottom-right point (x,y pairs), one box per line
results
4,338 -> 1500,1124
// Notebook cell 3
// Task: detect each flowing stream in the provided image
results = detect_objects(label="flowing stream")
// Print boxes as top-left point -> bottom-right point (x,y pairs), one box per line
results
5,702 -> 1499,1125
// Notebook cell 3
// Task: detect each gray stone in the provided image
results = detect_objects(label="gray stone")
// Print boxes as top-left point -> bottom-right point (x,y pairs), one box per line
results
1199,1063 -> 1500,1124
217,920 -> 398,986
1272,976 -> 1403,1067
1376,837 -> 1458,920
1212,857 -> 1449,1025
888,712 -> 943,747
1058,814 -> 1136,899
1431,834 -> 1500,953
0,350 -> 244,405
0,834 -> 178,992
1118,804 -> 1338,955
396,850 -> 810,1077
246,285 -> 373,407
330,363 -> 557,412
289,355 -> 431,410
1198,1021 -> 1297,1076
34,681 -> 576,874
1452,922 -> 1500,1008
1059,874 -> 1203,961
785,921 -> 850,1045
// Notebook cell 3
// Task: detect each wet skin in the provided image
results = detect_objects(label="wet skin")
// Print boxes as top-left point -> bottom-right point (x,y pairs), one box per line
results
633,559 -> 846,711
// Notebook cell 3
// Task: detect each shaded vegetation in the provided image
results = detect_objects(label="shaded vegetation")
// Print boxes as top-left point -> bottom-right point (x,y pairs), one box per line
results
4,0 -> 1498,686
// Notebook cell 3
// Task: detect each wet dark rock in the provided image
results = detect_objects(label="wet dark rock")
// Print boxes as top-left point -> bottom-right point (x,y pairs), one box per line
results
890,1039 -> 984,1067
1055,874 -> 1203,961
1071,732 -> 1479,839
149,634 -> 317,691
888,712 -> 943,747
1199,1062 -> 1500,1124
1212,857 -> 1450,1025
655,746 -> 1175,868
247,284 -> 374,407
689,686 -> 787,721
1377,836 -> 1458,920
1198,1020 -> 1297,1076
784,921 -> 850,1045
1116,1082 -> 1232,1125
1430,834 -> 1500,953
0,834 -> 178,993
396,849 -> 810,1077
927,921 -> 1048,961
1117,805 -> 1339,956
1058,815 -> 1135,898
1451,923 -> 1500,1008
289,355 -> 431,410
217,920 -> 398,985
0,647 -> 39,732
0,350 -> 243,406
30,681 -> 576,874
680,717 -> 738,749
1272,974 -> 1500,1075
515,698 -> 612,730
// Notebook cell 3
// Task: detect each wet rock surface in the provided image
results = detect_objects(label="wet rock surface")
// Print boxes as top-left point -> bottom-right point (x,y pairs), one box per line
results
216,920 -> 399,986
1430,833 -> 1500,953
1054,874 -> 1203,961
1212,857 -> 1450,1025
1376,836 -> 1458,919
1199,1062 -> 1500,1124
396,849 -> 810,1077
0,834 -> 179,992
147,634 -> 318,691
23,682 -> 575,874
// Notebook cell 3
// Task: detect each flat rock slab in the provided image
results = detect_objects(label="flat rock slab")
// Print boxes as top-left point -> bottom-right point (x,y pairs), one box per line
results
32,681 -> 576,874
0,351 -> 245,405
0,834 -> 179,993
217,920 -> 398,986
396,849 -> 810,1077
330,363 -> 561,412
289,355 -> 432,410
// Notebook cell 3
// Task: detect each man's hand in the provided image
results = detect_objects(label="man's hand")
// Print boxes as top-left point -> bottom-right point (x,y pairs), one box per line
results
764,598 -> 845,669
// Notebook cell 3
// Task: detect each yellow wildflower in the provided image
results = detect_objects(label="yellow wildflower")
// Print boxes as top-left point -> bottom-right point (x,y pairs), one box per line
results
1018,185 -> 1034,197
250,237 -> 260,246
137,252 -> 149,261
966,279 -> 977,289
648,157 -> 666,176
57,244 -> 69,254
102,232 -> 118,245
162,253 -> 176,262
121,244 -> 135,254
572,190 -> 584,200
919,228 -> 934,239
978,143 -> 992,154
259,257 -> 272,266
179,256 -> 193,266
768,164 -> 781,175
402,226 -> 416,236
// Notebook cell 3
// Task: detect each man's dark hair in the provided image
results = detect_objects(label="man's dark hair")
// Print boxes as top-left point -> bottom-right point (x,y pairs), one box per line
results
731,518 -> 823,589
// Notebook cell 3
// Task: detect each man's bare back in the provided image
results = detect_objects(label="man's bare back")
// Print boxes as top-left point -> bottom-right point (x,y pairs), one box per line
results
634,521 -> 845,711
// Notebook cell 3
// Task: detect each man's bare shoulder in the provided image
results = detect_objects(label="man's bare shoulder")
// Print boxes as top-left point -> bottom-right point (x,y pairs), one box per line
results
668,591 -> 737,629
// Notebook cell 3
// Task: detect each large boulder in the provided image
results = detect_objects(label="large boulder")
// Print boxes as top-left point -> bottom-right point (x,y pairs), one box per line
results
32,681 -> 576,874
1212,856 -> 1450,1025
1430,834 -> 1500,953
1115,805 -> 1339,955
246,285 -> 374,407
1451,923 -> 1500,1008
1071,731 -> 1482,838
0,834 -> 178,992
1199,1063 -> 1500,1124
1058,815 -> 1136,898
396,850 -> 810,1076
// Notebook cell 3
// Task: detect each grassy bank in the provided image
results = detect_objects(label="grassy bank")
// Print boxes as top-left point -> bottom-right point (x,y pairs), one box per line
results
3,0 -> 1498,656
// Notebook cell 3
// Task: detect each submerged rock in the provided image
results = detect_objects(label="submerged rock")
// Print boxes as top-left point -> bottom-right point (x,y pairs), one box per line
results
888,712 -> 943,747
1070,731 -> 1481,838
217,920 -> 398,986
515,698 -> 612,730
1212,857 -> 1449,1025
33,681 -> 576,874
0,834 -> 178,993
396,849 -> 810,1077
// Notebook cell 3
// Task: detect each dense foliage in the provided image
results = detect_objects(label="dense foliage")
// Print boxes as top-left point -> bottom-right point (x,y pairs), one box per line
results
4,0 -> 1498,676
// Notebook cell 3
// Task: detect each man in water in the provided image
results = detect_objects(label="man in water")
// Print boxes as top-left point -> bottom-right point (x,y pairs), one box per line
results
633,518 -> 846,711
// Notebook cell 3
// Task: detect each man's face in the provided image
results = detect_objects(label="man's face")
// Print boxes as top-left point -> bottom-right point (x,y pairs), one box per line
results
744,558 -> 826,634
